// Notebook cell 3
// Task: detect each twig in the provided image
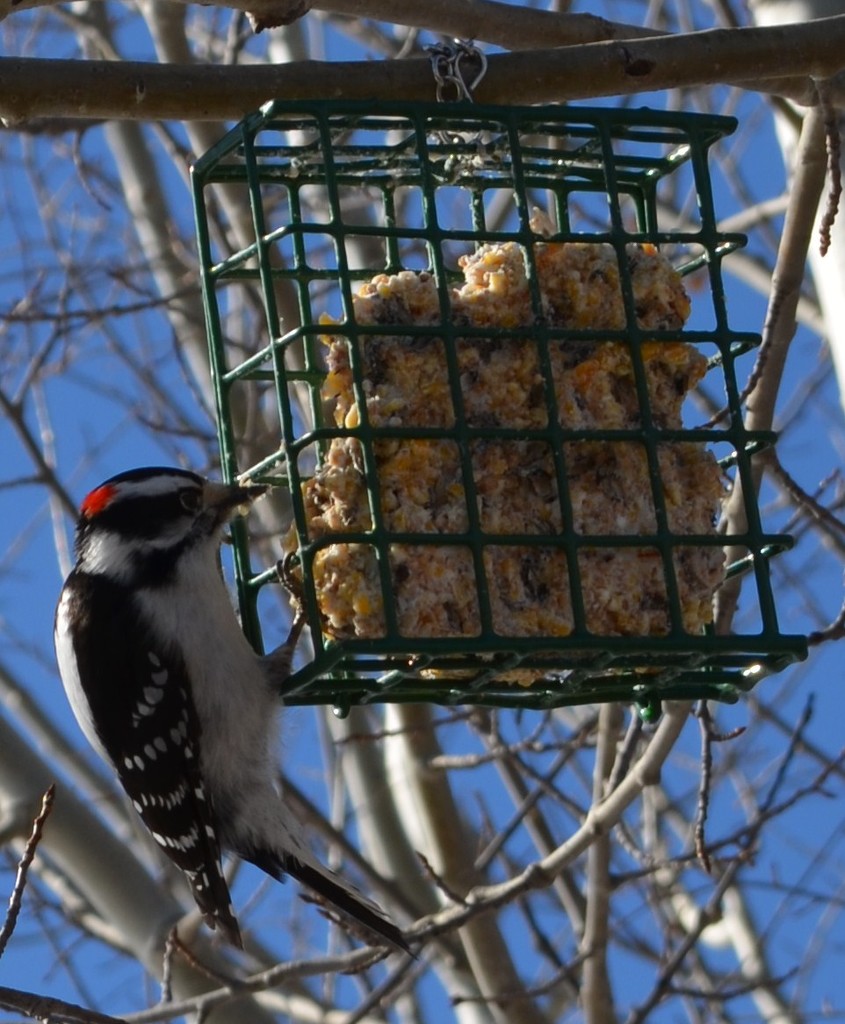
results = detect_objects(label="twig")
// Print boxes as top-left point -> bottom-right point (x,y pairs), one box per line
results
625,860 -> 749,1024
816,77 -> 842,256
159,929 -> 177,1005
452,957 -> 585,1004
429,738 -> 565,771
694,705 -> 746,874
613,742 -> 845,886
727,742 -> 845,852
124,946 -> 392,1022
476,746 -> 573,873
606,711 -> 643,793
340,952 -> 422,1024
423,703 -> 690,934
807,598 -> 845,646
759,696 -> 814,816
695,705 -> 715,875
766,450 -> 845,541
0,387 -> 77,518
166,932 -> 245,989
0,784 -> 56,960
517,894 -> 566,972
486,745 -> 587,933
0,986 -> 127,1024
416,852 -> 469,907
668,965 -> 799,1001
625,727 -> 838,1024
430,713 -> 553,771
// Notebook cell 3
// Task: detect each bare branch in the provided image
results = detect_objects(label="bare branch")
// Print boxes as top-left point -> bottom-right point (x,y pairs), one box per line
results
411,703 -> 692,941
1,16 -> 845,123
816,78 -> 843,256
766,449 -> 845,546
807,598 -> 845,645
695,708 -> 715,875
580,704 -> 621,1024
0,784 -> 55,959
0,986 -> 127,1024
715,102 -> 830,633
0,386 -> 77,518
694,707 -> 744,875
384,703 -> 549,1024
318,0 -> 663,46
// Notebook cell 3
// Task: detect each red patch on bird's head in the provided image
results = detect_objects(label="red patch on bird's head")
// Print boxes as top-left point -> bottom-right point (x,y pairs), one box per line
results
80,484 -> 117,519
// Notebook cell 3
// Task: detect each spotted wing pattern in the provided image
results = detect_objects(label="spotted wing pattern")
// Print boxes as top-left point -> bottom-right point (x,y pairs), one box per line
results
60,571 -> 242,946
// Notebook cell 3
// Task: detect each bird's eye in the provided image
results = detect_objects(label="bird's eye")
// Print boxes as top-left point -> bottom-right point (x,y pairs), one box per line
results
179,490 -> 202,514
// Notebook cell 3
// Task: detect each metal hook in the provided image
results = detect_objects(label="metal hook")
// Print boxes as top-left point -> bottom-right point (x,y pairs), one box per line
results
427,40 -> 487,104
455,42 -> 488,98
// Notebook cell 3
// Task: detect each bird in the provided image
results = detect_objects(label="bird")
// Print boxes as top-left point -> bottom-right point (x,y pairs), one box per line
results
54,465 -> 407,952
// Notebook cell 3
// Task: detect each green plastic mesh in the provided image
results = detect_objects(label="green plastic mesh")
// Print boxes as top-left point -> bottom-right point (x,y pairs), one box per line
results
191,100 -> 807,712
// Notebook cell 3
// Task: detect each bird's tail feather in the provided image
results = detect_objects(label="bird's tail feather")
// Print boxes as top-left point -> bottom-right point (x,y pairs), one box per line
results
245,847 -> 409,953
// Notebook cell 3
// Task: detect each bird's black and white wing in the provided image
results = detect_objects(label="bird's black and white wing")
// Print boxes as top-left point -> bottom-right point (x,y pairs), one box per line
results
56,570 -> 242,947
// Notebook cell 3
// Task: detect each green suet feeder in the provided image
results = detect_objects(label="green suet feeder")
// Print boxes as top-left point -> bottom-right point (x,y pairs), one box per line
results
191,100 -> 807,712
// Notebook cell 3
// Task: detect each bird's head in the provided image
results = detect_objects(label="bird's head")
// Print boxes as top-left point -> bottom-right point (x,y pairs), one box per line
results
73,467 -> 266,585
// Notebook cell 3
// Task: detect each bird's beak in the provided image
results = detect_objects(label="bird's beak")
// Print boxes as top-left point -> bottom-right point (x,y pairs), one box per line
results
203,480 -> 268,521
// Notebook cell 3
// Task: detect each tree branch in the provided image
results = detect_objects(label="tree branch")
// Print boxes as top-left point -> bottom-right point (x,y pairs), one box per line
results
0,986 -> 127,1024
715,103 -> 830,633
410,703 -> 691,940
384,704 -> 549,1024
580,704 -> 621,1024
0,715 -> 278,1023
0,785 -> 55,960
318,0 -> 663,47
2,16 -> 845,123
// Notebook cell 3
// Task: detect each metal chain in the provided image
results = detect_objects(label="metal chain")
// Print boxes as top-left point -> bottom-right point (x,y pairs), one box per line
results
427,39 -> 488,104
426,40 -> 489,156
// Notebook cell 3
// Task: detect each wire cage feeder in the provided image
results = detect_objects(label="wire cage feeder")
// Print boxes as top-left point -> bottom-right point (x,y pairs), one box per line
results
191,100 -> 807,713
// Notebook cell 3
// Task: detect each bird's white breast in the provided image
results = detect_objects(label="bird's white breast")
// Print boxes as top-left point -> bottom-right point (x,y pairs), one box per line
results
133,544 -> 279,796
